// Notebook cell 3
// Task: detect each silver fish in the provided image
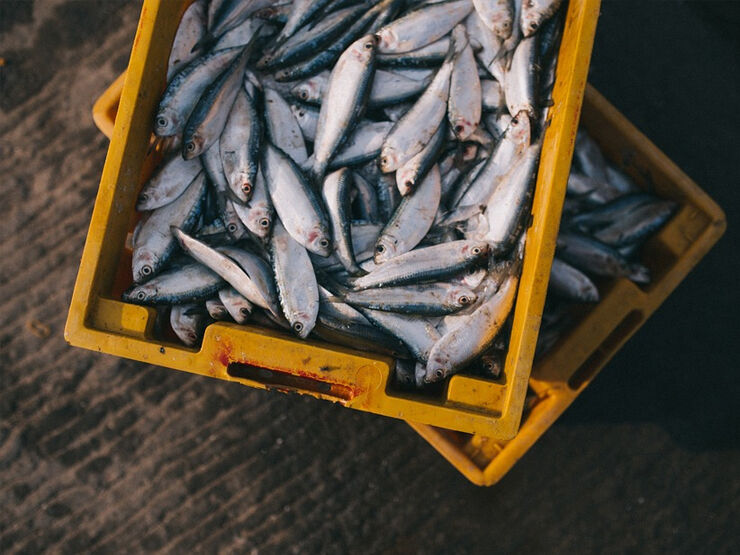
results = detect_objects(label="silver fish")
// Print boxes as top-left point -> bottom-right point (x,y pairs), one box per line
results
379,55 -> 454,173
218,246 -> 281,318
183,45 -> 252,159
336,281 -> 477,316
472,0 -> 513,39
172,227 -> 273,310
322,168 -> 364,275
170,303 -> 208,347
155,46 -> 242,137
425,270 -> 518,382
358,308 -> 441,363
504,35 -> 538,119
375,164 -> 441,263
395,121 -> 447,196
270,220 -> 320,338
521,0 -> 564,38
376,37 -> 451,68
352,240 -> 489,289
310,222 -> 382,271
220,88 -> 261,203
329,121 -> 394,168
290,102 -> 319,142
592,200 -> 676,247
167,0 -> 206,81
556,232 -> 651,283
448,24 -> 482,140
376,0 -> 473,54
351,171 -> 379,223
261,142 -> 332,256
132,171 -> 206,283
450,112 -> 530,208
274,0 -> 334,44
232,168 -> 274,238
137,156 -> 203,211
218,286 -> 253,324
549,257 -> 599,302
264,87 -> 308,164
476,143 -> 540,253
123,262 -> 223,305
206,297 -> 230,321
480,79 -> 505,111
310,33 -> 378,184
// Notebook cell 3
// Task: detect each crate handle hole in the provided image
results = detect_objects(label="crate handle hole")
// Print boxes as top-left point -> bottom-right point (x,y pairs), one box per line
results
567,310 -> 645,390
226,363 -> 354,400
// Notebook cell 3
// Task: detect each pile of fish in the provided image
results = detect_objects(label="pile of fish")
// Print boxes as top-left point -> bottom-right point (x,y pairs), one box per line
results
123,0 -> 569,389
534,129 -> 677,357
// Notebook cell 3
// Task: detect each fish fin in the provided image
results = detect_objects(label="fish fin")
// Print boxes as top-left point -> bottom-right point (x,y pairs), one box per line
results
191,33 -> 216,54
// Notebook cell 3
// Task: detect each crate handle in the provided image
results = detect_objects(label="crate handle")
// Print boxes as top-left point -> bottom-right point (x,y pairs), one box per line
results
226,362 -> 355,401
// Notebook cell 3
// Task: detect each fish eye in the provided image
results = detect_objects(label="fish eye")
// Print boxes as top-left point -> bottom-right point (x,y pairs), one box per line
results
319,238 -> 329,248
156,116 -> 168,128
185,142 -> 196,153
458,295 -> 470,305
376,244 -> 385,253
530,22 -> 539,31
138,193 -> 148,202
472,247 -> 481,255
141,265 -> 152,276
136,291 -> 146,300
454,124 -> 464,135
227,223 -> 238,233
293,322 -> 303,332
364,41 -> 373,49
300,90 -> 308,99
435,369 -> 444,379
259,218 -> 270,228
404,180 -> 413,190
298,110 -> 305,117
512,117 -> 519,125
242,182 -> 252,195
240,308 -> 250,317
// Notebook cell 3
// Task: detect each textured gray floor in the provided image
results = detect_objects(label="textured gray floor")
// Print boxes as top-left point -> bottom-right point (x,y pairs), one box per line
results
1,1 -> 738,553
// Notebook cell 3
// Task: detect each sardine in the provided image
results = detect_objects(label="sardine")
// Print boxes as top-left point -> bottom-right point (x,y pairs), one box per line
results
219,88 -> 261,203
358,308 -> 441,363
376,0 -> 473,54
262,142 -> 332,256
396,121 -> 447,196
504,35 -> 538,119
206,297 -> 230,321
556,232 -> 651,283
155,47 -> 242,137
264,87 -> 308,164
380,55 -> 454,172
218,246 -> 281,318
310,34 -> 378,184
270,220 -> 320,338
123,262 -> 223,305
549,257 -> 599,302
218,286 -> 253,324
352,240 -> 489,289
425,270 -> 518,382
337,281 -> 477,316
172,227 -> 273,310
167,0 -> 206,80
448,24 -> 482,140
132,172 -> 206,283
322,168 -> 364,275
376,37 -> 451,68
183,45 -> 252,159
375,165 -> 441,263
232,168 -> 275,238
170,303 -> 208,347
137,156 -> 203,211
472,0 -> 513,39
521,0 -> 564,38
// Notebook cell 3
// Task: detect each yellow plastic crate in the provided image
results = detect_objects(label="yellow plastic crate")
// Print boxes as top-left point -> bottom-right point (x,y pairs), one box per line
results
68,0 -> 600,438
409,85 -> 727,484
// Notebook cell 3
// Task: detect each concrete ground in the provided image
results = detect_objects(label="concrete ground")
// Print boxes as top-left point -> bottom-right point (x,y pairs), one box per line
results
1,1 -> 738,552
